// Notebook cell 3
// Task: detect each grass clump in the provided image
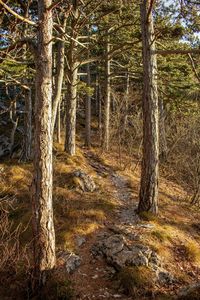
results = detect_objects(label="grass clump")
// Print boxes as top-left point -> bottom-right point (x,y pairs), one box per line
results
151,230 -> 171,242
139,211 -> 158,222
185,241 -> 200,263
118,266 -> 154,296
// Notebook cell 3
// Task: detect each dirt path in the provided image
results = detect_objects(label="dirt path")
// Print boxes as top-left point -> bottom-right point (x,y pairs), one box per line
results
71,151 -> 136,300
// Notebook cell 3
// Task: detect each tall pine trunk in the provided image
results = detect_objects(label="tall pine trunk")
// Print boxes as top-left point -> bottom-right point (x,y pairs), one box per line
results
65,1 -> 78,155
138,0 -> 159,214
32,0 -> 56,285
103,33 -> 111,151
85,61 -> 91,147
52,41 -> 65,134
65,61 -> 78,155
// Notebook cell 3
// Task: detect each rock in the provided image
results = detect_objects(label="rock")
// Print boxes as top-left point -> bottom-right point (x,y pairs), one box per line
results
58,250 -> 81,273
108,250 -> 134,269
104,234 -> 125,256
105,266 -> 116,275
177,283 -> 200,299
92,274 -> 98,279
156,268 -> 174,285
149,251 -> 162,270
138,223 -> 155,229
92,234 -> 155,271
76,235 -> 86,247
73,170 -> 96,192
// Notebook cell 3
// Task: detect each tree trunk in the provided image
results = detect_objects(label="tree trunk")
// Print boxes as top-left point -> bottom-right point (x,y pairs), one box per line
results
32,0 -> 56,286
9,117 -> 19,156
20,7 -> 32,162
103,33 -> 111,151
21,88 -> 32,161
65,62 -> 78,155
85,45 -> 91,147
56,99 -> 61,143
123,72 -> 129,136
159,97 -> 168,161
98,85 -> 102,144
95,73 -> 99,116
65,2 -> 78,156
138,0 -> 159,214
52,40 -> 65,134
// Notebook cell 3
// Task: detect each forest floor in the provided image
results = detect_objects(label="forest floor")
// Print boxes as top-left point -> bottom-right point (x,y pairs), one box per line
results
1,134 -> 200,299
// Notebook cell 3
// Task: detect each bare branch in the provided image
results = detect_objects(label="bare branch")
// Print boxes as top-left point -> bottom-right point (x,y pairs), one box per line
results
0,0 -> 36,26
188,54 -> 200,83
153,49 -> 200,55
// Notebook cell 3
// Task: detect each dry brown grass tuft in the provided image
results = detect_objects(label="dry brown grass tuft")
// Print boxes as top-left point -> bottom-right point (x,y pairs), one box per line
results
184,241 -> 200,263
118,266 -> 155,296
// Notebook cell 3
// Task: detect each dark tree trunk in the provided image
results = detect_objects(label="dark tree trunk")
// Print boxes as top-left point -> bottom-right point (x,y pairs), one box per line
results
85,57 -> 91,147
21,88 -> 32,161
138,0 -> 159,214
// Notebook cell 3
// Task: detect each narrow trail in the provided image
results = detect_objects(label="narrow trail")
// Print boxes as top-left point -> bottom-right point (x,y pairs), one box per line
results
71,151 -> 144,300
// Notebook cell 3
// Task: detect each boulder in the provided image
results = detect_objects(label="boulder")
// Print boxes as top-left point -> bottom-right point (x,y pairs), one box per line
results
72,170 -> 96,192
58,250 -> 81,274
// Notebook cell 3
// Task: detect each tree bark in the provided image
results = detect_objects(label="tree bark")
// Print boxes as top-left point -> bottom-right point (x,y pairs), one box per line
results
56,99 -> 61,143
95,73 -> 99,116
32,0 -> 56,286
21,88 -> 32,161
20,7 -> 32,162
103,32 -> 111,151
85,39 -> 91,148
52,40 -> 65,134
65,1 -> 79,156
159,97 -> 168,161
138,0 -> 159,214
65,62 -> 78,155
123,72 -> 129,137
98,85 -> 102,144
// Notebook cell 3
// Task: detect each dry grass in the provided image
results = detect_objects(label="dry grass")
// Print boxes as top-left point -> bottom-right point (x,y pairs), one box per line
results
96,146 -> 200,288
118,266 -> 155,296
184,241 -> 200,263
1,132 -> 200,298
